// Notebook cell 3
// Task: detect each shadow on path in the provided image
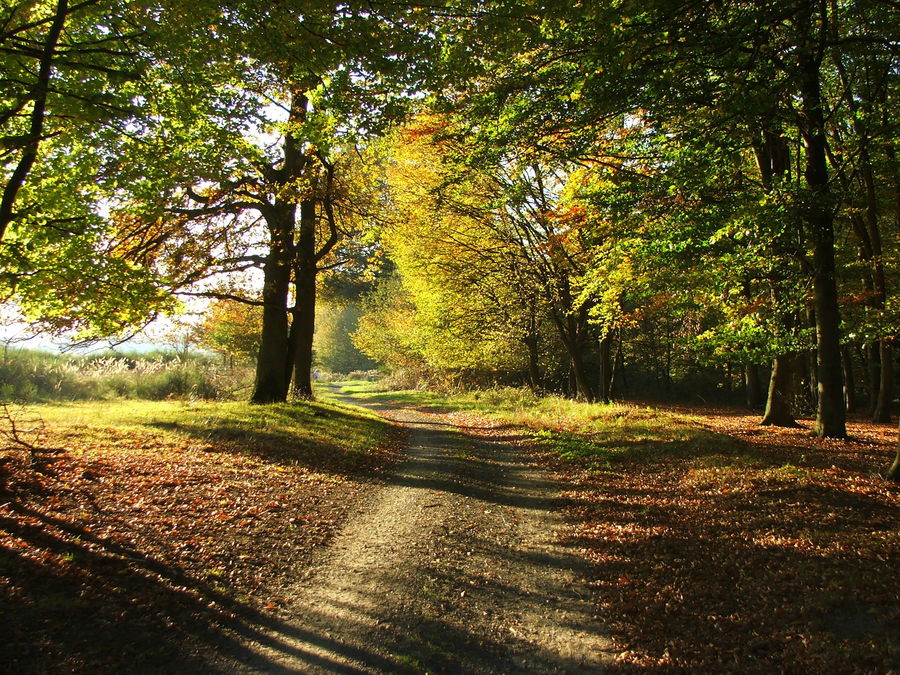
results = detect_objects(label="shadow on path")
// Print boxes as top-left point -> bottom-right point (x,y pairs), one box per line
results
227,387 -> 612,673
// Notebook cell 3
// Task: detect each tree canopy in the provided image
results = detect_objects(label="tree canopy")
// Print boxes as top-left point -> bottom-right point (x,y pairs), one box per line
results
1,0 -> 897,465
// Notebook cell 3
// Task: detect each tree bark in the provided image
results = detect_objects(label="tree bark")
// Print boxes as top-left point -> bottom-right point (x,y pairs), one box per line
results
857,106 -> 892,422
0,0 -> 68,241
548,293 -> 594,402
568,332 -> 595,402
832,48 -> 892,423
556,317 -> 594,402
806,344 -> 819,408
872,342 -> 893,423
610,330 -> 624,397
841,345 -> 856,413
521,308 -> 542,393
251,91 -> 308,403
887,419 -> 900,481
866,342 -> 881,416
524,336 -> 541,394
251,207 -> 294,403
762,354 -> 800,427
290,199 -> 317,399
571,360 -> 594,402
598,334 -> 613,403
752,123 -> 797,424
797,39 -> 846,438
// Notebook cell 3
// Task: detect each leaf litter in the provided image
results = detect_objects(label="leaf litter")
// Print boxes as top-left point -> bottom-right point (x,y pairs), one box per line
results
533,405 -> 900,672
0,402 -> 404,672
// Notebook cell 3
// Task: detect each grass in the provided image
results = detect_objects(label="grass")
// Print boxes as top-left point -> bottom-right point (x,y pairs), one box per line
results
339,384 -> 753,468
331,379 -> 390,396
0,347 -> 254,402
13,397 -> 395,473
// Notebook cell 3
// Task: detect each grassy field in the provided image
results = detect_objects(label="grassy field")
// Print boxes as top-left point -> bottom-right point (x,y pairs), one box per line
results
0,397 -> 403,672
335,383 -> 747,467
339,383 -> 900,671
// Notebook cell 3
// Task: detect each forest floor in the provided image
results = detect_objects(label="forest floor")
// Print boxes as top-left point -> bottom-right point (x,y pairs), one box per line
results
0,399 -> 404,672
1,390 -> 898,672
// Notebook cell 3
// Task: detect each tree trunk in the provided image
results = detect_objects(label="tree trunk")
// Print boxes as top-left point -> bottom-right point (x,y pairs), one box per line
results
762,354 -> 799,427
251,208 -> 293,403
569,342 -> 594,402
887,419 -> 900,481
522,309 -> 542,393
832,55 -> 892,423
0,0 -> 68,242
798,43 -> 846,438
524,336 -> 541,394
598,334 -> 613,403
857,122 -> 892,423
745,363 -> 764,409
550,306 -> 594,402
873,342 -> 893,422
290,200 -> 317,399
866,342 -> 881,416
610,330 -> 624,397
842,345 -> 857,413
751,122 -> 797,422
806,346 -> 818,407
251,91 -> 308,404
663,325 -> 673,394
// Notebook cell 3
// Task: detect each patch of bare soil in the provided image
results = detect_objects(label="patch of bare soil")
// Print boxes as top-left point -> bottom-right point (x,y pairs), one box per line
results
228,392 -> 614,673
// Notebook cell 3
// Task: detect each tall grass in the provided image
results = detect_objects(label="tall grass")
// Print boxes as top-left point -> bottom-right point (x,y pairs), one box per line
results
0,349 -> 254,402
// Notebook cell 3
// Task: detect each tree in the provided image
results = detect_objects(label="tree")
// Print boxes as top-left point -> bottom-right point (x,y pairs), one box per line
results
314,302 -> 377,374
373,124 -> 538,382
0,0 -> 189,338
888,423 -> 900,481
155,3 -> 440,403
196,299 -> 262,365
374,119 -> 596,395
85,1 -> 444,403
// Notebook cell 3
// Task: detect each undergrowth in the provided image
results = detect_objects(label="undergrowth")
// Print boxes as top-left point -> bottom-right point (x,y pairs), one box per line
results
0,348 -> 253,402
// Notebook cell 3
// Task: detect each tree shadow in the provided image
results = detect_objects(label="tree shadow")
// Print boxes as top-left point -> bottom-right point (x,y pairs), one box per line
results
0,493 -> 613,674
145,402 -> 398,477
553,469 -> 900,669
0,502 -> 300,671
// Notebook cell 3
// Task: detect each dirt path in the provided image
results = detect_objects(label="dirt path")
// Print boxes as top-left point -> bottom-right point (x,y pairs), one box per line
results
227,391 -> 613,673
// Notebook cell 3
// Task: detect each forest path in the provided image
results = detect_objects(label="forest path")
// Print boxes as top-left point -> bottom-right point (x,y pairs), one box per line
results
229,388 -> 613,673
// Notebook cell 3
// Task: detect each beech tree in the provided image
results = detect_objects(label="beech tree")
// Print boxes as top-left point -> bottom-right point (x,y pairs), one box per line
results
359,121 -> 543,383
101,1 -> 443,402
